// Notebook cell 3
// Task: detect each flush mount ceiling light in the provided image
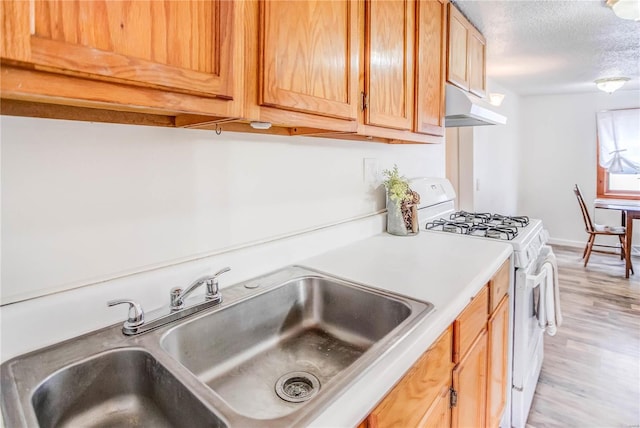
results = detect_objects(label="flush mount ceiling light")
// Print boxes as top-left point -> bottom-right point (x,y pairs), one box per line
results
488,93 -> 505,107
595,77 -> 630,93
606,0 -> 640,21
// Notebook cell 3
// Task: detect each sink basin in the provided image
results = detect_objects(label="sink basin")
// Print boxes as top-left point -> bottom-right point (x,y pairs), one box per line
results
31,348 -> 225,428
1,267 -> 433,428
161,274 -> 432,422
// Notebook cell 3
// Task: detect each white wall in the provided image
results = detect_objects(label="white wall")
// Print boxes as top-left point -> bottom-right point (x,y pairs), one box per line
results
518,89 -> 640,248
457,80 -> 522,214
1,116 -> 445,304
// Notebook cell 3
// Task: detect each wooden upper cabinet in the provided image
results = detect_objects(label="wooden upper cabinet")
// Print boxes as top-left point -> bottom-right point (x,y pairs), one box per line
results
467,27 -> 486,97
447,3 -> 486,98
1,0 -> 447,141
446,4 -> 469,91
259,0 -> 358,120
364,0 -> 414,131
414,0 -> 447,137
1,0 -> 234,99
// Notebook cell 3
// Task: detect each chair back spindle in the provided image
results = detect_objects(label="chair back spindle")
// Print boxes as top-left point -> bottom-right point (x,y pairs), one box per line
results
574,185 -> 595,233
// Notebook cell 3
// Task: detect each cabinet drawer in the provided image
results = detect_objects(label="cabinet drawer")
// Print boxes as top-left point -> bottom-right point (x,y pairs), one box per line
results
489,259 -> 510,313
453,285 -> 488,364
366,326 -> 453,427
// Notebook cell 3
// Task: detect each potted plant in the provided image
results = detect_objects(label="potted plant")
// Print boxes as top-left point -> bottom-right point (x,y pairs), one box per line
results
382,165 -> 420,236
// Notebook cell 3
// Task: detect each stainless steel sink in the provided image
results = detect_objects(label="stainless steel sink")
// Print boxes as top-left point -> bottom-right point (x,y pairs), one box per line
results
160,273 -> 430,423
1,266 -> 434,427
31,348 -> 225,428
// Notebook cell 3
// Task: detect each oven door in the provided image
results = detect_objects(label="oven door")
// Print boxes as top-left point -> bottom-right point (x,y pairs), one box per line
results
511,247 -> 552,427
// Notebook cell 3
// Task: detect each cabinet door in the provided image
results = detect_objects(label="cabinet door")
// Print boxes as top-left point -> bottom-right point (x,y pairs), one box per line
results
365,0 -> 414,130
1,0 -> 234,99
468,27 -> 486,98
486,295 -> 509,428
418,383 -> 452,428
414,0 -> 446,136
259,0 -> 358,120
446,4 -> 469,91
365,326 -> 453,427
452,329 -> 488,428
453,285 -> 488,364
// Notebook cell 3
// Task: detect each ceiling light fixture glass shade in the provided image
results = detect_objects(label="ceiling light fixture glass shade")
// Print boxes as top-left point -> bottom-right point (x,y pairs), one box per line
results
595,77 -> 630,93
606,0 -> 640,21
488,93 -> 505,106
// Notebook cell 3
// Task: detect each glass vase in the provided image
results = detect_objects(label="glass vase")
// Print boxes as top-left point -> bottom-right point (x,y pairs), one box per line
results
386,194 -> 409,236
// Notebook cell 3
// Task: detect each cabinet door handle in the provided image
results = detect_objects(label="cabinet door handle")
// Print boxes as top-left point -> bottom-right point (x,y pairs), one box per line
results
450,387 -> 458,408
361,91 -> 369,111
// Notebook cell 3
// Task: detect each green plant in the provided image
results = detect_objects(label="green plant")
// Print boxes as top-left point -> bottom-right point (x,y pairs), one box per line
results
382,165 -> 411,205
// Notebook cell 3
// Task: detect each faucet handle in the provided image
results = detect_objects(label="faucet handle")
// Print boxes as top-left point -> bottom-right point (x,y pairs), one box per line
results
213,266 -> 231,279
206,266 -> 231,301
170,287 -> 185,311
107,299 -> 145,330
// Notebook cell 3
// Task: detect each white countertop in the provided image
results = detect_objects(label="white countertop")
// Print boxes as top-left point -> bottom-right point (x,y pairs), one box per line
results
0,225 -> 512,428
301,231 -> 513,427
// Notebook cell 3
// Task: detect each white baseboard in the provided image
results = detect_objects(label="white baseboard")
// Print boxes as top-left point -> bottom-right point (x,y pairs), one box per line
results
547,237 -> 640,256
546,238 -> 583,249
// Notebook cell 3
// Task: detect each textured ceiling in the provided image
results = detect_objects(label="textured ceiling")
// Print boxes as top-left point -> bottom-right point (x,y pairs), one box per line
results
453,0 -> 640,96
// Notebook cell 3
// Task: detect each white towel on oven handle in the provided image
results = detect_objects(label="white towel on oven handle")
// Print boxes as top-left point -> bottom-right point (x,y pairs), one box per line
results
538,246 -> 562,336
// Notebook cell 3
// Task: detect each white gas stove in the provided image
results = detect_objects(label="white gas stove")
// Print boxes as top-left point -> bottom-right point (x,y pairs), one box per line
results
410,177 -> 546,268
409,177 -> 554,428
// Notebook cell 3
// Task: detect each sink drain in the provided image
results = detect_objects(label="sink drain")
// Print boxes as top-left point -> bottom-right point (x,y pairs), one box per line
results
275,371 -> 320,403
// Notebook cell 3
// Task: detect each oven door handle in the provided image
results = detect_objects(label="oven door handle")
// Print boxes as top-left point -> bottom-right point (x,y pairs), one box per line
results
525,267 -> 548,290
525,263 -> 550,329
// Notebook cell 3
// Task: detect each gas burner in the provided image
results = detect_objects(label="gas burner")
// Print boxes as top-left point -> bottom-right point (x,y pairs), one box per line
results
449,211 -> 492,224
425,219 -> 471,234
426,211 -> 531,240
490,214 -> 529,227
469,223 -> 518,240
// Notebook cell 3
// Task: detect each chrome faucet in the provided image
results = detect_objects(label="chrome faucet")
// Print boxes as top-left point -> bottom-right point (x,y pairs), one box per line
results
108,266 -> 231,335
170,267 -> 231,311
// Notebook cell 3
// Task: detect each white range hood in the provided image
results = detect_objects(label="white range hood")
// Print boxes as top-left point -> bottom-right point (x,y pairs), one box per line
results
445,84 -> 507,127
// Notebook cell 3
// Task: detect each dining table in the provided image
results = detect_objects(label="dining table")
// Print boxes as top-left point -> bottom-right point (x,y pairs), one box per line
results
594,198 -> 640,278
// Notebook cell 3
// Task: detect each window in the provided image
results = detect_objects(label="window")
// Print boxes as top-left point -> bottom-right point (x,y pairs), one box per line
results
596,108 -> 640,199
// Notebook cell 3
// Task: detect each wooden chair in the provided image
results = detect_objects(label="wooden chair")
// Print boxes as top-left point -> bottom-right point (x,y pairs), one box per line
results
573,184 -> 633,272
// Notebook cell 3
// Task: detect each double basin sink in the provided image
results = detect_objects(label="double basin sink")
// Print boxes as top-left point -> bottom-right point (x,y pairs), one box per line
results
1,266 -> 434,427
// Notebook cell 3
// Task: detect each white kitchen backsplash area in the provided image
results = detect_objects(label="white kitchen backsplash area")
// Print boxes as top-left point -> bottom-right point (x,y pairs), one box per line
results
0,115 -> 445,361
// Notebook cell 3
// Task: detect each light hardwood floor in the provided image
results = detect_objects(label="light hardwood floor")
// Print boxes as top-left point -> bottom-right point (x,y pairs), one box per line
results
526,246 -> 640,428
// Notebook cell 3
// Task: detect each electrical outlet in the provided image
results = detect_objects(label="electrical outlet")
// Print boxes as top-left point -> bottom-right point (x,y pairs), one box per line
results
363,158 -> 379,184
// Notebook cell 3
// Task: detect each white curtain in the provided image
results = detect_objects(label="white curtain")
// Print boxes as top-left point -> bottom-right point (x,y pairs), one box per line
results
596,108 -> 640,174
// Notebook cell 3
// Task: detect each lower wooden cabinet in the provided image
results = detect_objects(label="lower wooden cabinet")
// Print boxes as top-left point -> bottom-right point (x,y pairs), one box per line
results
451,329 -> 488,428
360,326 -> 453,427
489,259 -> 510,312
453,285 -> 488,364
418,382 -> 452,428
486,295 -> 510,428
358,260 -> 511,428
